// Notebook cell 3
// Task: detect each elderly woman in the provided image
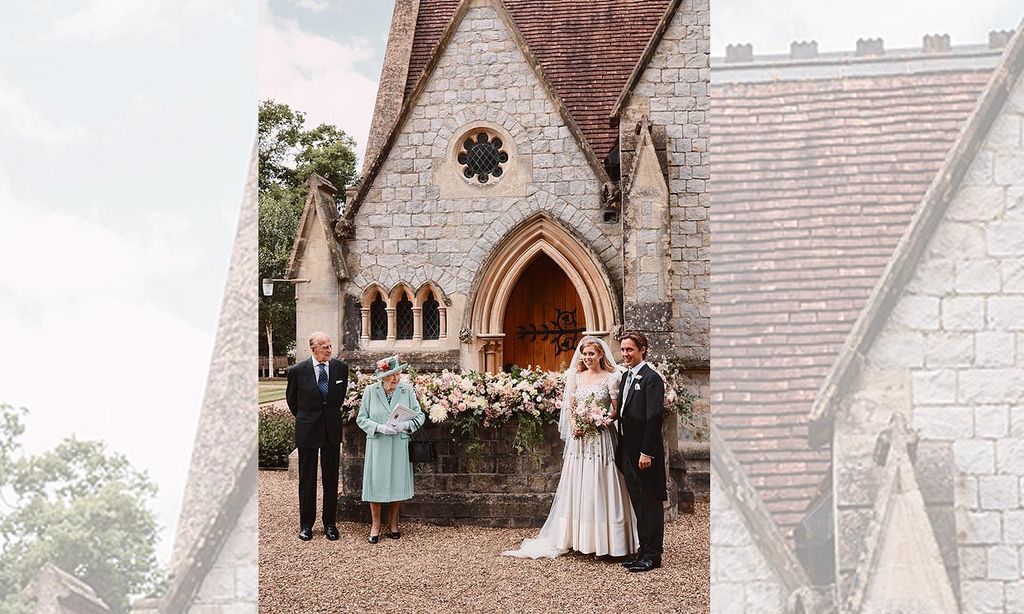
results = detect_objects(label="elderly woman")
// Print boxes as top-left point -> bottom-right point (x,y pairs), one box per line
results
355,355 -> 425,543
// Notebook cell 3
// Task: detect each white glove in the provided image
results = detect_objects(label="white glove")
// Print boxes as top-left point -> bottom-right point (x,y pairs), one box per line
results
375,424 -> 398,436
396,420 -> 414,433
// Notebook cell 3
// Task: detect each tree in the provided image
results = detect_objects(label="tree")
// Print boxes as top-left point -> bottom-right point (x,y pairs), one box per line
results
258,100 -> 358,373
0,404 -> 164,613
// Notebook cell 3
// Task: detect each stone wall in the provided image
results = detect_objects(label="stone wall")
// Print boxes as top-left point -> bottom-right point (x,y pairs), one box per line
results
336,416 -> 706,527
622,0 -> 711,365
338,419 -> 564,527
833,67 -> 1024,611
709,475 -> 788,614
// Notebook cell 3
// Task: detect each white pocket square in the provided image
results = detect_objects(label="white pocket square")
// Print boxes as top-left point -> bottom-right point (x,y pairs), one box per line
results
335,380 -> 344,384
634,384 -> 641,390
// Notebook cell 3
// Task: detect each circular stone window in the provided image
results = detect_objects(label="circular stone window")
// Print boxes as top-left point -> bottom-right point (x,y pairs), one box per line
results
457,130 -> 509,184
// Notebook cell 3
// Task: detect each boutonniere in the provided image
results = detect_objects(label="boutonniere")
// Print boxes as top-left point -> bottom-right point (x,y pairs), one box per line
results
635,374 -> 643,381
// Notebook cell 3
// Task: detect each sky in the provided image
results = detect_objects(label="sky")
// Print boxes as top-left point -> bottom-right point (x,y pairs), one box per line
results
1,0 -> 1019,572
0,0 -> 255,564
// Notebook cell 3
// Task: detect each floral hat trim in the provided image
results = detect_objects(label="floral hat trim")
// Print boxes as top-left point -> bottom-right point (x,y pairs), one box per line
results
374,355 -> 408,379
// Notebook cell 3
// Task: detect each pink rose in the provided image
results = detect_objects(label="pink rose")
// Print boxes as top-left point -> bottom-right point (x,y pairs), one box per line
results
377,359 -> 389,371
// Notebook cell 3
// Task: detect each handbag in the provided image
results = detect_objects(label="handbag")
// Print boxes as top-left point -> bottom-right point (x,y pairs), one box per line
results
408,430 -> 436,463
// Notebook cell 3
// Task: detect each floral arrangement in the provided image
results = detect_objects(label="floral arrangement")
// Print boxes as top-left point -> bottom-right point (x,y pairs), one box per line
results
336,360 -> 703,455
570,392 -> 615,439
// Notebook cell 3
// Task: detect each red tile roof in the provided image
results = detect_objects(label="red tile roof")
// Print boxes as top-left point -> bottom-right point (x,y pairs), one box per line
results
404,0 -> 673,161
710,68 -> 995,537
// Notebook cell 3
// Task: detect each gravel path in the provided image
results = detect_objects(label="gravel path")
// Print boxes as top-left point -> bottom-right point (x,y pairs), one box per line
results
259,470 -> 709,613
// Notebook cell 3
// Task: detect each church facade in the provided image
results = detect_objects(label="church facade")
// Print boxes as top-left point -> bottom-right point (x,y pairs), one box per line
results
288,0 -> 710,385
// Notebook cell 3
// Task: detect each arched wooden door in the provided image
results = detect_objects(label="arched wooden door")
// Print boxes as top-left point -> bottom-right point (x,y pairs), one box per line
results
501,253 -> 584,372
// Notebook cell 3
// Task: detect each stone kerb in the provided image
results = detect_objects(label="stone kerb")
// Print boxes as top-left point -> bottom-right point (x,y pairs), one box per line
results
337,419 -> 564,527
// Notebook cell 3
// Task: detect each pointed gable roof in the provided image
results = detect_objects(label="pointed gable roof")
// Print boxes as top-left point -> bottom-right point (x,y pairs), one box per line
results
345,0 -> 613,223
287,174 -> 348,281
155,148 -> 260,610
808,21 -> 1024,440
402,0 -> 672,161
845,415 -> 959,613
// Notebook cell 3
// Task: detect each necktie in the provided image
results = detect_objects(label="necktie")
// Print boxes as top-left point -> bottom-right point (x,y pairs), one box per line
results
623,369 -> 635,407
317,363 -> 329,400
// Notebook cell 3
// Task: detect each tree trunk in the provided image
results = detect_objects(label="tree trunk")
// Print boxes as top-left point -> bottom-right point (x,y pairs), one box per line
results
265,321 -> 274,378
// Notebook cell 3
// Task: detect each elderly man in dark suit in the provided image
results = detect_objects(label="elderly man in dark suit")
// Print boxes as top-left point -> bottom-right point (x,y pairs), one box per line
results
615,331 -> 667,572
286,332 -> 349,541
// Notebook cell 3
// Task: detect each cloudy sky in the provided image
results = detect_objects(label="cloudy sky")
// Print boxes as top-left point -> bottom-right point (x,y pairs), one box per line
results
2,0 -> 1019,568
0,0 -> 254,563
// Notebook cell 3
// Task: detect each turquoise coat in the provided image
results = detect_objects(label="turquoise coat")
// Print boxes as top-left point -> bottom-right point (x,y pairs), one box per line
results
355,380 -> 426,503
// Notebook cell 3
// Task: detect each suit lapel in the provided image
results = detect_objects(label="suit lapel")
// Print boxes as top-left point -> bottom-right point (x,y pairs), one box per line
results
302,358 -> 316,391
327,360 -> 337,398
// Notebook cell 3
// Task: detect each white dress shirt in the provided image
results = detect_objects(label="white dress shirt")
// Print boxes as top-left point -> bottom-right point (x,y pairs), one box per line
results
312,358 -> 330,382
621,360 -> 647,407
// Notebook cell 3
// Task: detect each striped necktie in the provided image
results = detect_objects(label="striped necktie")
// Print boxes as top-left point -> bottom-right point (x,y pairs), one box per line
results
317,363 -> 329,400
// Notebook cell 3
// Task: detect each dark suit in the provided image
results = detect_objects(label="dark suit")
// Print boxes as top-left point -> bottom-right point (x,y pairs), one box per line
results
286,357 -> 349,529
615,362 -> 666,560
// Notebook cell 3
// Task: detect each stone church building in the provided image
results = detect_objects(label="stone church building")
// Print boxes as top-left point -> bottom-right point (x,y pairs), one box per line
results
288,0 -> 710,380
712,24 -> 1024,613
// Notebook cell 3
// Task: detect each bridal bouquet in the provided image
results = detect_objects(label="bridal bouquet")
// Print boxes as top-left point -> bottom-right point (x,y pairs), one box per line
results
571,393 -> 614,439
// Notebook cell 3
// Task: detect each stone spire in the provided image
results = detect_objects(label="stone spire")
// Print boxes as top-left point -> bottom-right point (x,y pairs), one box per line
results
362,0 -> 420,174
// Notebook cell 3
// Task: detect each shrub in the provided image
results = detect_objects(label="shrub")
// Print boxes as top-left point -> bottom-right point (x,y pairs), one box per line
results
259,405 -> 295,468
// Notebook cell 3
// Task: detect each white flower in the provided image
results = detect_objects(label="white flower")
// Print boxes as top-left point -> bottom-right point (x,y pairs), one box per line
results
428,405 -> 448,423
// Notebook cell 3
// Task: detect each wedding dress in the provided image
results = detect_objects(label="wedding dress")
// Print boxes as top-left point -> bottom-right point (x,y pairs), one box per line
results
502,338 -> 639,558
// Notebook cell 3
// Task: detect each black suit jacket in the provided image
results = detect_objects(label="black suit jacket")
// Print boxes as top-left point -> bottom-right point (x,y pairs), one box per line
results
616,363 -> 667,501
285,357 -> 349,448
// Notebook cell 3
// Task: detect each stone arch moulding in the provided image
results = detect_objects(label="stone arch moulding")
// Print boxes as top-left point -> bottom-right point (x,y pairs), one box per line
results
466,213 -> 620,372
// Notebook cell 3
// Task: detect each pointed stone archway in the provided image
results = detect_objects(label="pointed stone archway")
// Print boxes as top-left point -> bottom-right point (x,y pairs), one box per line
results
465,213 -> 619,372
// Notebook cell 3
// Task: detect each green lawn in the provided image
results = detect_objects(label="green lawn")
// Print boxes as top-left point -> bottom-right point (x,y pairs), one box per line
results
259,380 -> 287,404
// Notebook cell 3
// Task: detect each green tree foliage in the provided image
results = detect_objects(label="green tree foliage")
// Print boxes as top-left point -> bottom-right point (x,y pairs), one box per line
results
0,404 -> 164,613
258,100 -> 358,361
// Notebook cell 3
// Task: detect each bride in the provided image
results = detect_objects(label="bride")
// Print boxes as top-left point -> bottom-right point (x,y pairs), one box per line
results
502,336 -> 638,558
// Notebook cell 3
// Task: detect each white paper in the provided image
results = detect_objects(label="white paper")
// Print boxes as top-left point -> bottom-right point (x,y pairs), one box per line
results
386,403 -> 417,427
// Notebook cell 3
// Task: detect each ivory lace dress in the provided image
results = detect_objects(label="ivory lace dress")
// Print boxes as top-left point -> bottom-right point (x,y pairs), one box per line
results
503,371 -> 639,558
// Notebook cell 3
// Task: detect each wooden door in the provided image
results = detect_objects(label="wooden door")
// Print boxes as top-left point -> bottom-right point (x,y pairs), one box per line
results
501,253 -> 584,372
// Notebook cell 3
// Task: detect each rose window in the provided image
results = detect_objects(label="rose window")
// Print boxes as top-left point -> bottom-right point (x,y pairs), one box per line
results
458,132 -> 508,183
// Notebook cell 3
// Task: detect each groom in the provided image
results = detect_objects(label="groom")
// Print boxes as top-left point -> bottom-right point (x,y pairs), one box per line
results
615,331 -> 667,572
285,332 -> 349,541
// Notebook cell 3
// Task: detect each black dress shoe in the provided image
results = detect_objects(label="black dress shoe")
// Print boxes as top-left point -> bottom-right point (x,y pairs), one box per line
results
368,533 -> 380,544
620,555 -> 641,567
386,530 -> 401,539
325,526 -> 339,541
627,557 -> 662,572
298,527 -> 313,541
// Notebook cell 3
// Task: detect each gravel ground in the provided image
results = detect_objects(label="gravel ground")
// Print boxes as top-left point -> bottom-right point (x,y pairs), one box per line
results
259,470 -> 709,613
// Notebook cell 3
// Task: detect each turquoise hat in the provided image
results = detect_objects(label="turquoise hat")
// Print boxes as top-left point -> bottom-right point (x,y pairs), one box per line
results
373,355 -> 408,379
